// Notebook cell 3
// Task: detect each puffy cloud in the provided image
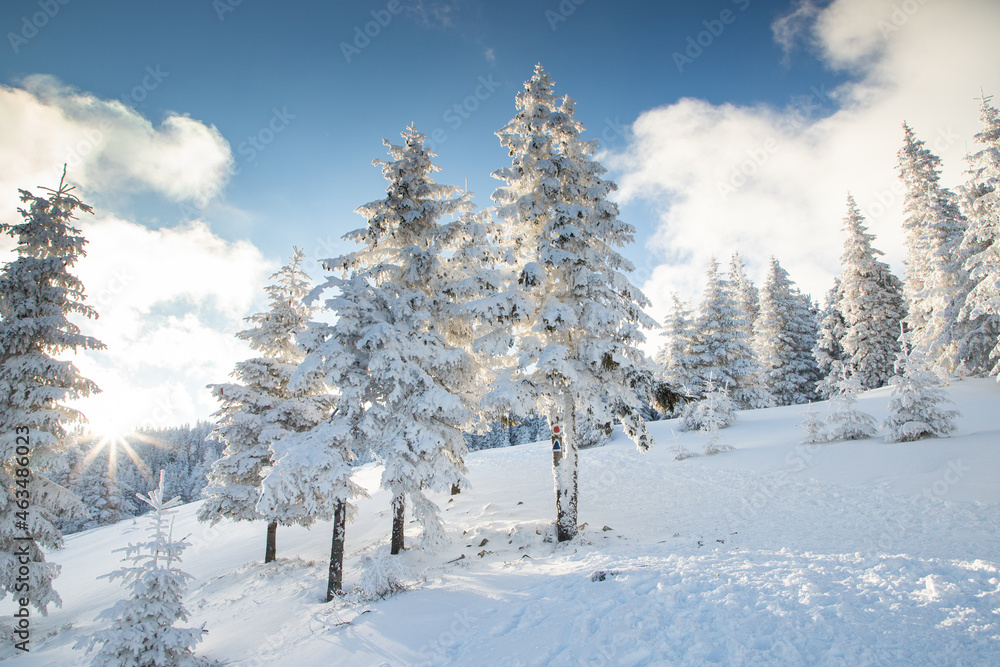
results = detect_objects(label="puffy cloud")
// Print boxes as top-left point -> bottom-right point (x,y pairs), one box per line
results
608,0 -> 1000,327
0,74 -> 233,218
0,75 -> 271,432
67,216 -> 275,434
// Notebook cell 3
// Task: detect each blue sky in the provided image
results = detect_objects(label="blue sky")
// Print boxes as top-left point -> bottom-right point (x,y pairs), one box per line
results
3,0 -> 843,256
1,0 -> 997,433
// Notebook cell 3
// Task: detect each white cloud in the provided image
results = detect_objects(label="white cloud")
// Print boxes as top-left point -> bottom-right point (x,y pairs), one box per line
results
608,0 -> 1000,328
67,216 -> 275,434
0,75 -> 233,218
0,76 -> 272,432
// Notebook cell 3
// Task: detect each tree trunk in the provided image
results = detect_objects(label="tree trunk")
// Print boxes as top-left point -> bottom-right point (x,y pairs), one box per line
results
451,483 -> 461,495
554,400 -> 579,542
390,493 -> 405,554
326,499 -> 347,601
264,521 -> 277,564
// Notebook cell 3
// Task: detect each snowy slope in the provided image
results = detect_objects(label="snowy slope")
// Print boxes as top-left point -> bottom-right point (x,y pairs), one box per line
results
4,379 -> 1000,665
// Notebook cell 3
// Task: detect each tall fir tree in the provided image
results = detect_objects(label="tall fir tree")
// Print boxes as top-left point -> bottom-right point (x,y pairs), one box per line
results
481,64 -> 656,542
688,258 -> 771,409
198,248 -> 330,564
80,471 -> 214,666
728,252 -> 760,337
753,257 -> 821,405
837,195 -> 906,390
655,293 -> 698,397
311,125 -> 481,558
959,94 -> 1000,377
0,170 -> 103,613
814,278 -> 846,399
258,284 -> 369,600
898,123 -> 978,375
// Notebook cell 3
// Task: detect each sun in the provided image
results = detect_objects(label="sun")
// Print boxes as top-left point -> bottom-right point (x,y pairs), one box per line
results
73,413 -> 157,483
87,420 -> 134,444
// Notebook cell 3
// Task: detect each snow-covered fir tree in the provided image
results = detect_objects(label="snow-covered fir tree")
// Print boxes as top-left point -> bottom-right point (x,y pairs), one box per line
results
688,257 -> 771,409
0,171 -> 102,613
729,252 -> 760,336
882,332 -> 961,443
898,123 -> 977,375
837,195 -> 906,390
814,278 -> 846,399
959,94 -> 1000,378
79,471 -> 214,666
681,373 -> 737,433
799,403 -> 827,444
824,377 -> 878,442
199,248 -> 330,564
753,257 -> 821,405
258,290 -> 368,599
307,125 -> 481,560
698,378 -> 735,456
655,293 -> 698,399
480,64 -> 657,542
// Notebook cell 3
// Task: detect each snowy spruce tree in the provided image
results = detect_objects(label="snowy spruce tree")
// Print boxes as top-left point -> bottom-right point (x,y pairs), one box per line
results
698,378 -> 735,456
814,279 -> 846,399
655,293 -> 698,399
824,377 -> 878,442
687,258 -> 771,409
681,373 -> 736,434
753,257 -> 821,405
837,195 -> 906,390
799,403 -> 827,445
481,64 -> 656,542
959,94 -> 1000,377
198,248 -> 330,564
308,125 -> 481,561
0,170 -> 103,613
882,331 -> 960,443
258,285 -> 369,600
898,123 -> 977,375
729,252 -> 760,337
80,471 -> 214,667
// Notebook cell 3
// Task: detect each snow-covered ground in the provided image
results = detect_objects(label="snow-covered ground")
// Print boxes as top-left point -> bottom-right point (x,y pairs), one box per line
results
5,379 -> 1000,665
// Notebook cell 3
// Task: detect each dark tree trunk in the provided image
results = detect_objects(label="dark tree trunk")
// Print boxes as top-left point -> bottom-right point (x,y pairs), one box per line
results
451,483 -> 461,495
326,500 -> 347,601
554,402 -> 579,542
264,521 -> 277,564
390,493 -> 405,554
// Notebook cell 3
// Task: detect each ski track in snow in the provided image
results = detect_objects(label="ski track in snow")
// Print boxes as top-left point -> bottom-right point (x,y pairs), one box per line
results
3,379 -> 1000,665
